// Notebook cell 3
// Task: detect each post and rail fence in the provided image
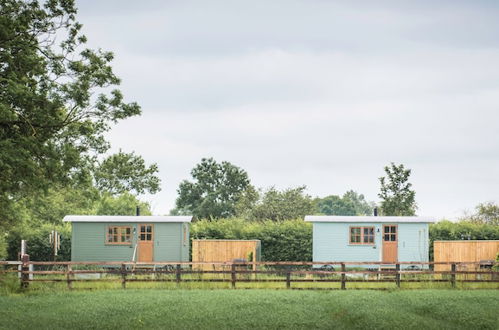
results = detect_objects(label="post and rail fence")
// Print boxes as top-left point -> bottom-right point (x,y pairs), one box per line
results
1,258 -> 498,291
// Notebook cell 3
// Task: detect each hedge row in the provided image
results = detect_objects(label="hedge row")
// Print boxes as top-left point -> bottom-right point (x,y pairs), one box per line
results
191,218 -> 312,261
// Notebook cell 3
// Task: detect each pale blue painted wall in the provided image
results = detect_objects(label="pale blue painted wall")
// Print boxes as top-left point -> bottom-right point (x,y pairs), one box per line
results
71,222 -> 189,262
312,222 -> 430,268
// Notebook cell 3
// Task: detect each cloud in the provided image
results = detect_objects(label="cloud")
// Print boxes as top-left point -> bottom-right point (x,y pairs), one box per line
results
74,1 -> 499,218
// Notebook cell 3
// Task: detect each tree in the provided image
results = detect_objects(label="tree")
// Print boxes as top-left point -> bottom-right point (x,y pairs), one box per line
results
0,0 -> 141,226
94,151 -> 161,195
94,192 -> 152,216
174,158 -> 252,219
465,202 -> 499,226
378,163 -> 417,216
314,190 -> 375,216
314,195 -> 355,216
240,186 -> 315,221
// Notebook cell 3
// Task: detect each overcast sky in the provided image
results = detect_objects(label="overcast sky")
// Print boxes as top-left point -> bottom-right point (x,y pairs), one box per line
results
77,0 -> 499,219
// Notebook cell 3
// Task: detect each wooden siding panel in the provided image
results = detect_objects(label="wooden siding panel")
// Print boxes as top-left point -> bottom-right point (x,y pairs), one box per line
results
71,222 -> 136,261
397,223 -> 429,263
71,222 -> 189,262
153,223 -> 184,262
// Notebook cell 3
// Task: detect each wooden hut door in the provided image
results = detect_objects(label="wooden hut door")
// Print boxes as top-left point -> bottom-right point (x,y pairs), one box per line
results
138,224 -> 154,262
382,225 -> 398,263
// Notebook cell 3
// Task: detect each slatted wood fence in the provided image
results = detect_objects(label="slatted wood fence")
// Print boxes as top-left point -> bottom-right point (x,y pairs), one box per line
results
192,240 -> 260,271
434,240 -> 499,273
1,258 -> 498,290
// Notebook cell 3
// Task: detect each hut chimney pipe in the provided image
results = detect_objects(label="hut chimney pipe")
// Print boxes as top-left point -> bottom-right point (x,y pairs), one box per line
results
136,206 -> 140,216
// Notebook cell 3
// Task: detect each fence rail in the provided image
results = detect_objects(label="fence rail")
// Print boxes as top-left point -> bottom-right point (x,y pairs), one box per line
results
1,258 -> 498,290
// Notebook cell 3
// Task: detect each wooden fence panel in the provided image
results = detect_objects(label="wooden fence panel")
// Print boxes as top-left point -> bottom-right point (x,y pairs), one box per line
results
434,240 -> 499,273
192,240 -> 260,270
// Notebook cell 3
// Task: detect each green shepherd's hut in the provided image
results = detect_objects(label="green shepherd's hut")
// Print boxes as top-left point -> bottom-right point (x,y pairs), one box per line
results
63,215 -> 192,262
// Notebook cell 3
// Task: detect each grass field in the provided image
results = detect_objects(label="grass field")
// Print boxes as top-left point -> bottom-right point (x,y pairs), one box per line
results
1,289 -> 498,329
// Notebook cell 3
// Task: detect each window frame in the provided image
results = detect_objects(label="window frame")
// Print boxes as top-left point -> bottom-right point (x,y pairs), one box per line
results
383,225 -> 398,242
138,224 -> 154,242
349,226 -> 375,245
106,226 -> 132,245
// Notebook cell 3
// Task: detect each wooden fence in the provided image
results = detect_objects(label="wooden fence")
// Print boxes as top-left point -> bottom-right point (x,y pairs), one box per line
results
434,240 -> 499,273
1,258 -> 498,290
192,240 -> 261,271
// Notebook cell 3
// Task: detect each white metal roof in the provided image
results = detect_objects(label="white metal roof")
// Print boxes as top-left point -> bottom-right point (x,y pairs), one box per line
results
304,216 -> 436,223
63,215 -> 192,223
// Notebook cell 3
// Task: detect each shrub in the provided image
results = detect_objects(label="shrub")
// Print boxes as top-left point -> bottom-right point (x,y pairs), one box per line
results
0,232 -> 7,260
6,223 -> 71,261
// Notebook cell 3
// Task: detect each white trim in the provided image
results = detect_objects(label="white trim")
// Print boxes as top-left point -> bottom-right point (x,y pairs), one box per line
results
63,215 -> 192,223
304,216 -> 436,223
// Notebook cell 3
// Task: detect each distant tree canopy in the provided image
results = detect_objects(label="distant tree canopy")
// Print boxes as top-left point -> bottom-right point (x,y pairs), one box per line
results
465,202 -> 499,226
314,190 -> 375,216
174,158 -> 378,221
237,186 -> 315,221
174,158 -> 252,219
378,163 -> 417,216
0,0 -> 157,227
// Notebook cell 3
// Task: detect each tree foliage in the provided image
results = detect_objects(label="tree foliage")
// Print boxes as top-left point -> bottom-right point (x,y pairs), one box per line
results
94,192 -> 152,216
314,190 -> 375,216
465,202 -> 499,226
175,158 -> 252,219
238,186 -> 315,221
94,151 -> 161,195
378,163 -> 417,216
0,0 -> 142,226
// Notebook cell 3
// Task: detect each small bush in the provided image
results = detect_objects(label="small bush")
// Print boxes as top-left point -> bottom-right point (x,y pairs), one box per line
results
6,223 -> 71,261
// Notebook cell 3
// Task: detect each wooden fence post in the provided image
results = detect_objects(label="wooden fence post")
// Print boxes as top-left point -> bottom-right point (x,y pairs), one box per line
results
451,263 -> 456,288
176,264 -> 181,286
121,263 -> 127,289
341,263 -> 346,290
231,263 -> 236,289
395,263 -> 401,288
286,269 -> 291,289
20,254 -> 30,289
67,264 -> 73,290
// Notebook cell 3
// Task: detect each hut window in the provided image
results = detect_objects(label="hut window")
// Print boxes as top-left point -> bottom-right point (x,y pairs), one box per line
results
107,226 -> 132,244
350,226 -> 375,245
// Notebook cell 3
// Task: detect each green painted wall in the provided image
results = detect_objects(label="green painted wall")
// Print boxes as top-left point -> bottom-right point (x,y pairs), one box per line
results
71,222 -> 189,262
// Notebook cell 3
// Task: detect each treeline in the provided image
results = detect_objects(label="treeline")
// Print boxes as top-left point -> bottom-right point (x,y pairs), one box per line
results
171,159 -> 415,220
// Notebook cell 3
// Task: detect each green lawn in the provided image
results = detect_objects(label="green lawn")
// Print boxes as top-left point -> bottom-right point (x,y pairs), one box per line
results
1,290 -> 498,329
